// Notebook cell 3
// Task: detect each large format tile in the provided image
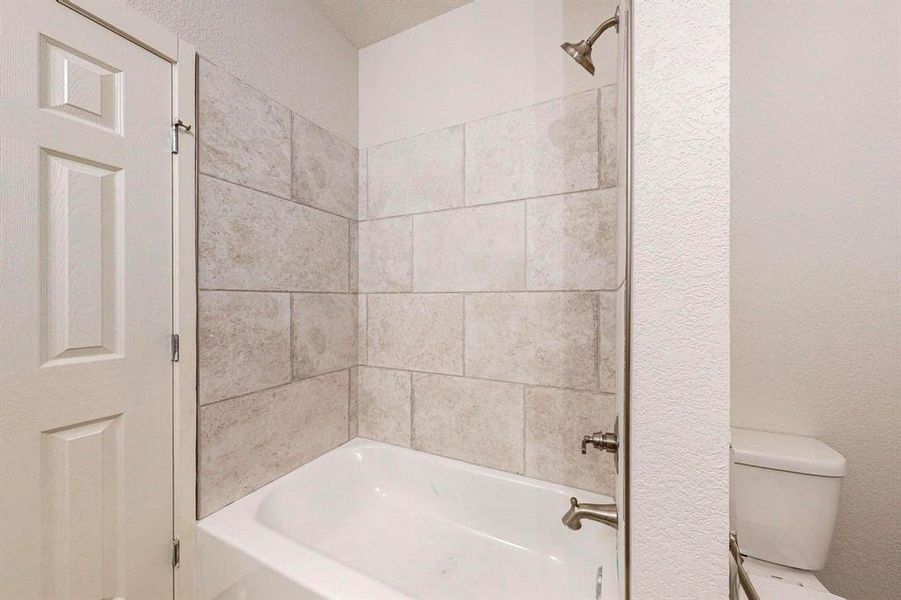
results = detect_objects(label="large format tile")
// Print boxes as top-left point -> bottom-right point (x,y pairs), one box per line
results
465,292 -> 598,390
199,175 -> 349,292
358,150 -> 368,220
198,371 -> 349,516
598,291 -> 617,394
291,293 -> 357,378
199,59 -> 291,198
412,374 -> 524,472
599,85 -> 618,189
368,125 -> 464,218
358,217 -> 413,292
465,90 -> 598,206
349,223 -> 359,293
198,291 -> 291,405
357,367 -> 412,447
292,114 -> 358,218
413,202 -> 525,292
525,386 -> 615,493
349,367 -> 359,438
367,294 -> 463,375
357,297 -> 368,365
527,189 -> 617,290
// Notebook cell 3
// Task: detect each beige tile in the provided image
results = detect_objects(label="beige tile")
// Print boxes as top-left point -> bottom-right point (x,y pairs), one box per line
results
357,296 -> 368,365
358,217 -> 413,292
358,150 -> 368,220
349,367 -> 358,438
199,175 -> 349,292
198,371 -> 349,516
292,293 -> 357,378
368,125 -> 464,218
525,386 -> 615,493
413,203 -> 525,292
465,292 -> 598,390
367,294 -> 463,375
357,367 -> 412,447
599,84 -> 618,189
292,114 -> 358,218
199,59 -> 291,198
349,222 -> 358,293
465,90 -> 598,206
527,189 -> 617,290
412,374 -> 524,472
198,291 -> 291,405
598,291 -> 617,394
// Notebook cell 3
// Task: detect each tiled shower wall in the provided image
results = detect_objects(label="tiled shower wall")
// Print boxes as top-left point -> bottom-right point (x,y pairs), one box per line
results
355,86 -> 622,494
196,59 -> 358,517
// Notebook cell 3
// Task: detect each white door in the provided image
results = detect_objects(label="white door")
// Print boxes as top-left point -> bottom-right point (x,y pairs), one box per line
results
0,1 -> 174,598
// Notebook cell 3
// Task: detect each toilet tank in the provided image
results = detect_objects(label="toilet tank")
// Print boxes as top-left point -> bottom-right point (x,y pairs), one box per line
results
731,428 -> 846,571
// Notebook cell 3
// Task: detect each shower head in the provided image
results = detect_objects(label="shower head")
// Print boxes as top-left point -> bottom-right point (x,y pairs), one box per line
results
561,39 -> 596,75
561,7 -> 620,76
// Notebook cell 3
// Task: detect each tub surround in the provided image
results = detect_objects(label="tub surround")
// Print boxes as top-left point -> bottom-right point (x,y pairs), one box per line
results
197,66 -> 622,516
355,86 -> 622,495
197,58 -> 358,517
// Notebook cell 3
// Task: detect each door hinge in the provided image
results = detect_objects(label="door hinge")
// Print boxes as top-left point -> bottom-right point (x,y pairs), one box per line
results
171,333 -> 180,362
172,537 -> 180,568
172,119 -> 192,154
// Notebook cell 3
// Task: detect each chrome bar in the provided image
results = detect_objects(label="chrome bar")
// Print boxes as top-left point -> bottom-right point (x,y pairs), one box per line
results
729,532 -> 761,600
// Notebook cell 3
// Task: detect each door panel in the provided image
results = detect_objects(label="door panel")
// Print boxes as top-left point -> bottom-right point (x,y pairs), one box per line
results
0,1 -> 174,598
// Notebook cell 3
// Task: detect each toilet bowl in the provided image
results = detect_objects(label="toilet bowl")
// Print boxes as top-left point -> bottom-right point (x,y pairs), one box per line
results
731,428 -> 847,599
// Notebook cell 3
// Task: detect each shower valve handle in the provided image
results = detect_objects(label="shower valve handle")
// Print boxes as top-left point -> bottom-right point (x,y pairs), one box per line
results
581,431 -> 619,455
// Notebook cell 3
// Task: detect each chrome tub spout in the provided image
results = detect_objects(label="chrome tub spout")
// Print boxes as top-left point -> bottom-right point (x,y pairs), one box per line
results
562,496 -> 618,530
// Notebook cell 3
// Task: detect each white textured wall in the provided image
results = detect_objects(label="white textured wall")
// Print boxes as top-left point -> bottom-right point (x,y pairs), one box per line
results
630,1 -> 731,598
359,0 -> 619,148
731,2 -> 901,598
125,0 -> 358,146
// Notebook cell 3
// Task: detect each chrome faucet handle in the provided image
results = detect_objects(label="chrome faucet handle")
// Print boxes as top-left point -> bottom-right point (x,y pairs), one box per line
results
581,431 -> 619,455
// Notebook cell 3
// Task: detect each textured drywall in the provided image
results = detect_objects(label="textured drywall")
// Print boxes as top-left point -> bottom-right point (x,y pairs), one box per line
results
630,1 -> 731,598
731,2 -> 901,598
125,0 -> 358,146
359,0 -> 619,148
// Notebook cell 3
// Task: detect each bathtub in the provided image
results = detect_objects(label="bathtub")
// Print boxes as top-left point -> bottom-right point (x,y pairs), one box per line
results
197,439 -> 620,600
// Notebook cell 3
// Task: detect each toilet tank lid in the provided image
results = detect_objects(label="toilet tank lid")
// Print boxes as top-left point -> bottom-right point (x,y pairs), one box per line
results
731,428 -> 847,477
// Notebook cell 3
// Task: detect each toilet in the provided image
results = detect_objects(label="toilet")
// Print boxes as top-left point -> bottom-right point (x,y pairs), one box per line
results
731,427 -> 847,599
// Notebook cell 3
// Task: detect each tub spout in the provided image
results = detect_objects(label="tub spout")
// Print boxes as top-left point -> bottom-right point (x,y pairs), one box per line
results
562,496 -> 618,530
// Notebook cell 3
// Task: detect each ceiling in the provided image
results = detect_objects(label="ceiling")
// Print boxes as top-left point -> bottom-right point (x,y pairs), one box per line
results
310,0 -> 471,48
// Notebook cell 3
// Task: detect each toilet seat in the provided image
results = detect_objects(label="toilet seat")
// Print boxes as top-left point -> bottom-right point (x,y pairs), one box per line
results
741,557 -> 845,599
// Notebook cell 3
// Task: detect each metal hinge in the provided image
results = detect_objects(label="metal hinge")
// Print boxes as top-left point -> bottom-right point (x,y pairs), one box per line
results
171,333 -> 180,362
171,119 -> 192,154
172,538 -> 180,568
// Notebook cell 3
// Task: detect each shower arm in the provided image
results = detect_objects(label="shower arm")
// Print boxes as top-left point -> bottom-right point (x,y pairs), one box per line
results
587,12 -> 620,45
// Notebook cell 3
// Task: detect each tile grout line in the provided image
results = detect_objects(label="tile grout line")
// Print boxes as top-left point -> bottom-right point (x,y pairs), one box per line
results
521,385 -> 527,475
367,88 -> 598,152
523,200 -> 529,287
200,366 -> 356,410
410,214 -> 416,290
461,294 -> 467,376
199,171 -> 357,222
361,186 -> 607,223
357,365 -> 616,397
201,288 -> 624,296
289,111 -> 295,202
289,292 -> 295,382
408,370 -> 415,448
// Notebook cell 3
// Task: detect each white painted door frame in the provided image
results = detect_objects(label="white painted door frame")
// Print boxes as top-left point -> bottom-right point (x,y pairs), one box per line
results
57,2 -> 198,597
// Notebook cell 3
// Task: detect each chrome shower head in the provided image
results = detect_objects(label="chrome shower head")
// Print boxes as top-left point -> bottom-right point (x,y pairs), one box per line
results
561,39 -> 596,75
561,7 -> 620,76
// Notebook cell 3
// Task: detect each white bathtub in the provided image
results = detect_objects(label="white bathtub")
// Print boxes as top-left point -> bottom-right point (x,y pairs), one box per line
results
197,439 -> 620,600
